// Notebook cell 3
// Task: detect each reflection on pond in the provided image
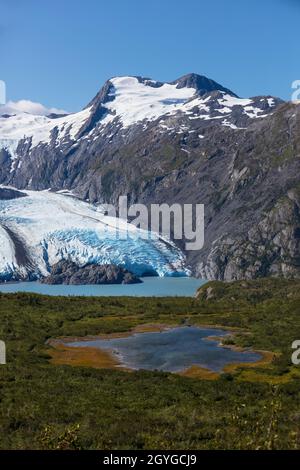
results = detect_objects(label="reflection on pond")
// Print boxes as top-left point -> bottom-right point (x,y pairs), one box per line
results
69,326 -> 262,373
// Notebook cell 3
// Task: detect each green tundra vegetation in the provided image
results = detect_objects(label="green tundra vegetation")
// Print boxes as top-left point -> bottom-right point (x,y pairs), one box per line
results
0,277 -> 300,450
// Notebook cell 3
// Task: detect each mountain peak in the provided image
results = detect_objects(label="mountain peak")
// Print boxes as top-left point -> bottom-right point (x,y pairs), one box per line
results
87,73 -> 237,115
80,73 -> 279,134
171,73 -> 237,97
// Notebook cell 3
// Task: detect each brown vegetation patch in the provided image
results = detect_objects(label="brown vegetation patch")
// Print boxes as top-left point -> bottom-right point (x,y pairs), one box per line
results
48,342 -> 126,370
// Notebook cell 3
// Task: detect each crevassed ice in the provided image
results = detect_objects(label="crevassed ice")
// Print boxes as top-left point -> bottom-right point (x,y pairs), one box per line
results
0,188 -> 188,279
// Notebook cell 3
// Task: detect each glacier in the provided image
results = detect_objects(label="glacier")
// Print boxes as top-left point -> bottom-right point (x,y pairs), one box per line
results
0,187 -> 188,281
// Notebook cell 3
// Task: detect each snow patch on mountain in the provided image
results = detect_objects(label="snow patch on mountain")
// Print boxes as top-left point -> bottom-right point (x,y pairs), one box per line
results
0,139 -> 19,171
0,106 -> 92,158
101,76 -> 196,128
99,78 -> 277,130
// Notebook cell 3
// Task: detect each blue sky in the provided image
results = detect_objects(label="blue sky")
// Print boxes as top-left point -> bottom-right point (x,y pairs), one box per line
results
0,0 -> 299,111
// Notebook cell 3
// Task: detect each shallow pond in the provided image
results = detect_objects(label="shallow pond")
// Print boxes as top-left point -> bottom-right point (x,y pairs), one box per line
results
69,326 -> 262,373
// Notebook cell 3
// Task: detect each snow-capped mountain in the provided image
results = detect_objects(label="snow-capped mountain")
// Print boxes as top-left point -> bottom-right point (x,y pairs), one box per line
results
0,73 -> 299,281
0,187 -> 187,281
0,74 -> 282,183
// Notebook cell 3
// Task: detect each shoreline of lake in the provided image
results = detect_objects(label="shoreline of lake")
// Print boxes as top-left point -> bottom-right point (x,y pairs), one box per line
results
47,324 -> 273,378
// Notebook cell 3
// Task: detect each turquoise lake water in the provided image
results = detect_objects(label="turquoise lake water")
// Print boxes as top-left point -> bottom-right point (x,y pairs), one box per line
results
0,277 -> 206,297
69,326 -> 262,373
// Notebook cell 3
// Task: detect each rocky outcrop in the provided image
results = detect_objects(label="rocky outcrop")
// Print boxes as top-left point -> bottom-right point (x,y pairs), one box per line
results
198,192 -> 300,280
171,72 -> 237,96
41,261 -> 142,285
0,187 -> 27,200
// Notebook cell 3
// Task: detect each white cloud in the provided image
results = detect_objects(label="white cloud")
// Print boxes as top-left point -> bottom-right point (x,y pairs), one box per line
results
0,99 -> 67,116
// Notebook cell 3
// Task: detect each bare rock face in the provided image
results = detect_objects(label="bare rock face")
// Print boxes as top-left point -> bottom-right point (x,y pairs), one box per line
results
41,261 -> 142,285
0,188 -> 27,200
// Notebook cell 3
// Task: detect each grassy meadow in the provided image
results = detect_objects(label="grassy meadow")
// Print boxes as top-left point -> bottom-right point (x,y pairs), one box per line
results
0,278 -> 300,450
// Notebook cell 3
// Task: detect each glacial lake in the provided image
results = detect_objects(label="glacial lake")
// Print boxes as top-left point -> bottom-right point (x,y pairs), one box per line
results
68,326 -> 262,373
0,276 -> 206,297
